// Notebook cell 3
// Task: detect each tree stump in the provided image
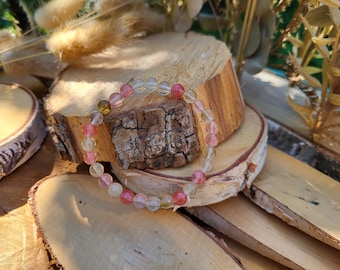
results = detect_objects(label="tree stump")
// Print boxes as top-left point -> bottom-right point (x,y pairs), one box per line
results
44,32 -> 244,170
0,83 -> 46,179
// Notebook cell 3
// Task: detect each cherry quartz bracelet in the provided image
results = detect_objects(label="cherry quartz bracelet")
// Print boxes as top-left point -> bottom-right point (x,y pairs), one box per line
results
81,78 -> 219,211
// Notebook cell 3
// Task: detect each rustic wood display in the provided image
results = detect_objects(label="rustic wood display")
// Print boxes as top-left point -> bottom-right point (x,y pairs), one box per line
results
243,146 -> 340,251
44,32 -> 244,170
187,193 -> 340,270
111,105 -> 267,208
0,83 -> 46,179
29,173 -> 246,270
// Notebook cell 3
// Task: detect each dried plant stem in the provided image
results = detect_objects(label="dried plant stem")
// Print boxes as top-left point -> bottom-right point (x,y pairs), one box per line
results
235,0 -> 257,79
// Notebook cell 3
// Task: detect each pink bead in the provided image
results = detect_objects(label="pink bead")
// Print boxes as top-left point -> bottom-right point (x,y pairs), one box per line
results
205,134 -> 219,147
172,191 -> 187,205
171,84 -> 185,99
120,189 -> 134,204
193,100 -> 205,113
83,151 -> 97,165
206,121 -> 219,134
82,123 -> 97,137
109,92 -> 123,107
191,170 -> 206,184
120,83 -> 134,98
98,173 -> 113,187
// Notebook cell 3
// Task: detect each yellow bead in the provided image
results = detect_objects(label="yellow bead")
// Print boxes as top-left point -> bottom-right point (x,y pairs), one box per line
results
97,100 -> 111,115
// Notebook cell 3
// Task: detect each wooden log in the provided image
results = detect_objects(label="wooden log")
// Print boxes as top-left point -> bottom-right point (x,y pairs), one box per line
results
187,195 -> 340,270
243,146 -> 340,250
0,83 -> 46,179
111,105 -> 267,208
29,173 -> 246,270
44,32 -> 244,169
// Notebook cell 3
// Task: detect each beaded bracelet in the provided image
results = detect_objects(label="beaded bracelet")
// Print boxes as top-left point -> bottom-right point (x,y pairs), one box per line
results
81,78 -> 219,211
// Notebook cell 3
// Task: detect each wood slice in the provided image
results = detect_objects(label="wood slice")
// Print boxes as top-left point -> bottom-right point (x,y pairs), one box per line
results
111,105 -> 267,208
243,146 -> 340,250
0,83 -> 46,179
187,195 -> 340,270
29,174 -> 246,270
44,32 -> 244,169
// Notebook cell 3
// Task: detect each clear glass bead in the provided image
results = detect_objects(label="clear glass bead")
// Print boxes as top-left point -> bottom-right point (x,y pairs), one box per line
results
193,100 -> 205,113
202,147 -> 216,160
145,77 -> 158,92
146,196 -> 160,211
90,111 -> 104,126
133,193 -> 147,208
182,182 -> 197,195
158,81 -> 171,96
108,182 -> 123,197
201,109 -> 214,122
89,162 -> 104,177
200,158 -> 214,173
133,79 -> 145,93
183,89 -> 197,103
81,137 -> 96,152
160,194 -> 173,209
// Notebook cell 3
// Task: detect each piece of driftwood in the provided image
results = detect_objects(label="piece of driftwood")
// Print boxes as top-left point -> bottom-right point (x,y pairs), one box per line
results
187,194 -> 340,270
0,83 -> 46,179
29,173 -> 246,270
243,146 -> 340,251
44,32 -> 244,170
111,105 -> 267,208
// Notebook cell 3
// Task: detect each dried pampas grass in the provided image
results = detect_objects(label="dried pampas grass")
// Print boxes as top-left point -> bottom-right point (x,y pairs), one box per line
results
46,11 -> 138,63
34,0 -> 85,30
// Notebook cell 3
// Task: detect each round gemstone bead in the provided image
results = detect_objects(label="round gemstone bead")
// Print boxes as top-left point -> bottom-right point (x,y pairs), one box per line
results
97,100 -> 111,115
205,134 -> 219,147
83,151 -> 97,165
90,111 -> 104,126
82,123 -> 97,137
201,158 -> 213,173
201,109 -> 214,122
133,193 -> 147,208
120,189 -> 134,204
146,196 -> 161,211
182,182 -> 197,195
81,137 -> 96,152
183,89 -> 197,103
133,79 -> 145,93
145,77 -> 158,92
98,173 -> 113,187
108,182 -> 123,197
202,147 -> 216,160
160,194 -> 173,209
158,81 -> 171,96
191,170 -> 206,184
206,121 -> 219,134
171,83 -> 185,99
89,162 -> 104,177
109,92 -> 124,107
193,100 -> 205,113
120,83 -> 134,98
172,191 -> 187,205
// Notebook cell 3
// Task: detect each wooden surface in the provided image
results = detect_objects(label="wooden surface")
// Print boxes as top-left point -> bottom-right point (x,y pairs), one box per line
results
0,135 -> 282,270
44,32 -> 245,167
110,105 -> 267,208
0,135 -> 77,269
243,146 -> 340,250
188,193 -> 340,270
